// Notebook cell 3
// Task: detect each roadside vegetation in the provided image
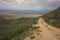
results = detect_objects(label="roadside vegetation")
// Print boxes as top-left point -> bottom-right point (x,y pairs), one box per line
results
0,16 -> 40,40
43,7 -> 60,28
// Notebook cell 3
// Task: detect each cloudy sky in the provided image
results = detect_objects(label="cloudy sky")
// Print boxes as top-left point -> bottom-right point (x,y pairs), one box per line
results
0,0 -> 60,11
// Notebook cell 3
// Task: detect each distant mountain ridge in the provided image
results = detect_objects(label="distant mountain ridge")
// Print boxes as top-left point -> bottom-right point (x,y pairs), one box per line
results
0,10 -> 41,14
0,9 -> 51,14
0,10 -> 42,19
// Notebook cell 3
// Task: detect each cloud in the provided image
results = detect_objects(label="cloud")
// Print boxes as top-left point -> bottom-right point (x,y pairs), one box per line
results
0,0 -> 60,10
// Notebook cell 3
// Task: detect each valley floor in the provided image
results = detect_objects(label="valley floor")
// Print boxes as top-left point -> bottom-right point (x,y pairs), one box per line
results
24,18 -> 60,40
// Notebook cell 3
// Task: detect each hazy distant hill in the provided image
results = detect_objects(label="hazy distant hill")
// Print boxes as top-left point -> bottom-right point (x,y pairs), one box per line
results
43,7 -> 60,28
0,13 -> 41,19
0,10 -> 42,19
0,10 -> 41,14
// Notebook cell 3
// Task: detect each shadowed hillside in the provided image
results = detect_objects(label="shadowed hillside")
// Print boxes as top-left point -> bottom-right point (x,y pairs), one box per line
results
43,7 -> 60,28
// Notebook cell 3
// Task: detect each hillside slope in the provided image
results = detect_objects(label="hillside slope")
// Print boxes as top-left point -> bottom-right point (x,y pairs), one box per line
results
43,7 -> 60,28
0,17 -> 39,40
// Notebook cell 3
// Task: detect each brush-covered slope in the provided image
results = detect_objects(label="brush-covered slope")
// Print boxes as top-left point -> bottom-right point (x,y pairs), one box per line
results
43,7 -> 60,28
0,17 -> 39,40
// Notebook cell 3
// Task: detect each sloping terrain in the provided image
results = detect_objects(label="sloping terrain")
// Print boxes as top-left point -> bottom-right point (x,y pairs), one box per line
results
43,7 -> 60,28
24,7 -> 60,40
0,7 -> 60,40
24,18 -> 60,40
0,17 -> 39,40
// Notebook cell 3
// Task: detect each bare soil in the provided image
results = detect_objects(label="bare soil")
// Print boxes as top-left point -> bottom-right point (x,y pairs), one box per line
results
24,18 -> 60,40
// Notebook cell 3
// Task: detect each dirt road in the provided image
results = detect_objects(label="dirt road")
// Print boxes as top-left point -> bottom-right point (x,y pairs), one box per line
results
24,18 -> 60,40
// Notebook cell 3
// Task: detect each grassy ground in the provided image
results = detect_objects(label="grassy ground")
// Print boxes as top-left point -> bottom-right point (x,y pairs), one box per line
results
0,17 -> 40,40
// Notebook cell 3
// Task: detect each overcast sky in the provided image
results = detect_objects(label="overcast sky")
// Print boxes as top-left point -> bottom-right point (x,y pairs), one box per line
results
0,0 -> 60,11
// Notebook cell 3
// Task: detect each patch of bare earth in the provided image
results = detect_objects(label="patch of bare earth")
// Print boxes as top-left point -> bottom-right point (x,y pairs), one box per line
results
24,18 -> 60,40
